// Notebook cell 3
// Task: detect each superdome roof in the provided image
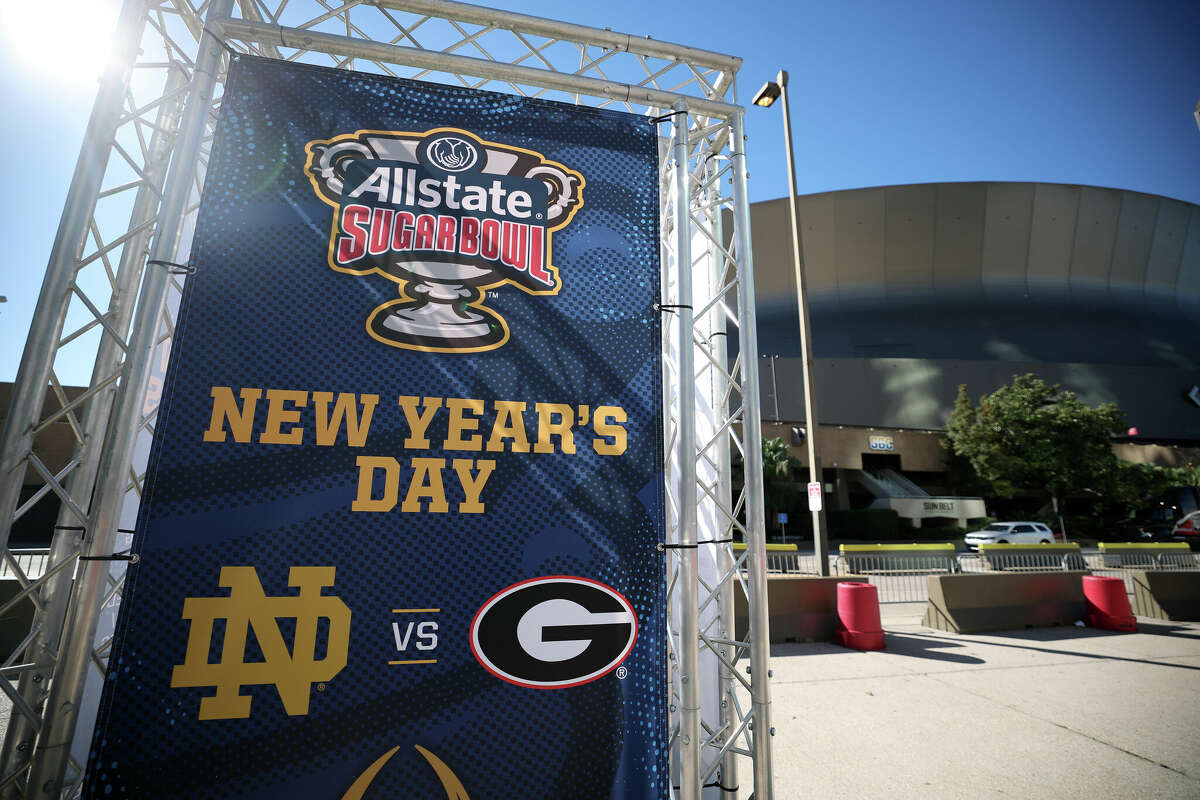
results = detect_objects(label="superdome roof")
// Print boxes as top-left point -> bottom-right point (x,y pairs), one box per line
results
752,182 -> 1200,369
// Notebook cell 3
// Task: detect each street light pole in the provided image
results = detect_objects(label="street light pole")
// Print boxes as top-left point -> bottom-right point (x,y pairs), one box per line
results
754,70 -> 830,575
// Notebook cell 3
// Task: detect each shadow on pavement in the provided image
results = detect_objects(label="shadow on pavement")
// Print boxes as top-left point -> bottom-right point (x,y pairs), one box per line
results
911,629 -> 1200,672
1133,620 -> 1200,640
880,632 -> 985,664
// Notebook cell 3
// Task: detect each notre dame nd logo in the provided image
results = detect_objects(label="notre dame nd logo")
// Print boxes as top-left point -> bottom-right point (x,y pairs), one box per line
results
170,566 -> 351,720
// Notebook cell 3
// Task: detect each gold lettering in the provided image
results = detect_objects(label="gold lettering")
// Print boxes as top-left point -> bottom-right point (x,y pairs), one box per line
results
534,402 -> 576,454
397,396 -> 442,449
402,457 -> 449,513
444,398 -> 484,451
352,456 -> 400,512
260,389 -> 308,445
202,386 -> 262,443
592,406 -> 628,456
452,458 -> 496,513
485,400 -> 529,453
313,391 -> 378,447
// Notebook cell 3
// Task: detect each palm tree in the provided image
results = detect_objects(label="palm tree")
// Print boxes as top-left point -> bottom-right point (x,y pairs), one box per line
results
761,437 -> 802,537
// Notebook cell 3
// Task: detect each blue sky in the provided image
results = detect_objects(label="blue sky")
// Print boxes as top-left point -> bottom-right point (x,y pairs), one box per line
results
2,0 -> 1199,384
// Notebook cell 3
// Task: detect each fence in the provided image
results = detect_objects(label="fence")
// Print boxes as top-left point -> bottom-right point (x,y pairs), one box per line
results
837,544 -> 1197,604
0,548 -> 51,581
1087,543 -> 1198,593
733,542 -> 813,574
737,542 -> 1200,604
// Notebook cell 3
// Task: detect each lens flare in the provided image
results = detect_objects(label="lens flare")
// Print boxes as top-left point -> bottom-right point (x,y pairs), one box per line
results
0,1 -> 121,88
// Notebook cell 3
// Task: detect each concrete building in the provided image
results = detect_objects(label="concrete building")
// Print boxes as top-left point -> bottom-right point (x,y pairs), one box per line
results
751,181 -> 1200,525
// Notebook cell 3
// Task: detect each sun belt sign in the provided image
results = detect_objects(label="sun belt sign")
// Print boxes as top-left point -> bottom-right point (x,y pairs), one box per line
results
305,127 -> 583,352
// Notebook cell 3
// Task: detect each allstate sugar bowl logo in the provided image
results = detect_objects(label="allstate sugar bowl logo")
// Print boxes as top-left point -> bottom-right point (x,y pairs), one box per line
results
304,127 -> 584,353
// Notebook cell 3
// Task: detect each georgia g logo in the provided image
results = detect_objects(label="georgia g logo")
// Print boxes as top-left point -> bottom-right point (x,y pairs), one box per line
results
470,576 -> 636,689
303,127 -> 584,354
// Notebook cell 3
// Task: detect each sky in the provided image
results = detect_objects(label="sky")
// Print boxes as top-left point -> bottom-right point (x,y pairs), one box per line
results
1,0 -> 1198,385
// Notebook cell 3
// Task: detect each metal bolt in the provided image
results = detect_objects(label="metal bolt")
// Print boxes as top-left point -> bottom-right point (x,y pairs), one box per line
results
32,674 -> 42,683
746,666 -> 751,674
770,727 -> 776,736
681,735 -> 690,745
767,670 -> 773,678
670,704 -> 676,713
681,675 -> 688,684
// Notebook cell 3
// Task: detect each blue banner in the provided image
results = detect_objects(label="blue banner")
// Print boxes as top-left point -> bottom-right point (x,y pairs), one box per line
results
85,55 -> 666,799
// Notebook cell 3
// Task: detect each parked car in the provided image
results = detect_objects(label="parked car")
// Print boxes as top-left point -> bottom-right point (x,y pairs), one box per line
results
1172,511 -> 1200,547
964,521 -> 1056,550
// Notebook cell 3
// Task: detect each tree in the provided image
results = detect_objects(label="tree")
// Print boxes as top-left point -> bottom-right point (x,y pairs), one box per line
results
761,437 -> 803,536
1101,461 -> 1200,518
945,375 -> 1125,531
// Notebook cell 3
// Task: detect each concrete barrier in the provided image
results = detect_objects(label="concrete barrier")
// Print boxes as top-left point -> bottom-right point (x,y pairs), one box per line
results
734,575 -> 864,643
1129,570 -> 1200,621
922,572 -> 1088,633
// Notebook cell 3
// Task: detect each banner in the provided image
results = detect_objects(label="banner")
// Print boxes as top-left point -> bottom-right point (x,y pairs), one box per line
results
85,56 -> 666,799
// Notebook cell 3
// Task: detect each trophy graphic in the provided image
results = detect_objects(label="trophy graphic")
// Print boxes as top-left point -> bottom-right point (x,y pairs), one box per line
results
304,127 -> 584,353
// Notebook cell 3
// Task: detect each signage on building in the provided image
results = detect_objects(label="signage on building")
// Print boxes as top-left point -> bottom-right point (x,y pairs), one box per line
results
868,434 -> 895,451
85,56 -> 667,799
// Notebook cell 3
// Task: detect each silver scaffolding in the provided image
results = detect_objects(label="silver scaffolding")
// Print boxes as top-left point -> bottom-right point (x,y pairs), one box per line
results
0,1 -> 774,798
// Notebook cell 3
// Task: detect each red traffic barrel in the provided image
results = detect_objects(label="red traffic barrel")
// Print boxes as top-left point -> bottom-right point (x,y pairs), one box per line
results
1083,575 -> 1137,632
835,581 -> 885,651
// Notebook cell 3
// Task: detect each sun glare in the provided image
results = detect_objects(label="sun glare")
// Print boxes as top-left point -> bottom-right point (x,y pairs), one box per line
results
1,1 -> 121,88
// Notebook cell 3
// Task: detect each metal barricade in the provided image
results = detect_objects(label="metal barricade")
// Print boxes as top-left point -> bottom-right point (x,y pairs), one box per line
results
1087,542 -> 1199,593
834,544 -> 959,604
0,548 -> 51,580
733,542 -> 811,574
977,544 -> 1087,572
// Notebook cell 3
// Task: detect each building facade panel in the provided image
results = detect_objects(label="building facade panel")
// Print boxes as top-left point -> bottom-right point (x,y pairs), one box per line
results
882,184 -> 937,302
980,182 -> 1035,300
1108,191 -> 1158,294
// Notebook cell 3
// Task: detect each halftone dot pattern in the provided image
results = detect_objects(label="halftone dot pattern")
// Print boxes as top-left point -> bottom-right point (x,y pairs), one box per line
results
86,56 -> 666,800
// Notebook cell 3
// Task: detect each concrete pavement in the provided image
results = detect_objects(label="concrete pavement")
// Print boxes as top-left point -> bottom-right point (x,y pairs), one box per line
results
749,605 -> 1200,799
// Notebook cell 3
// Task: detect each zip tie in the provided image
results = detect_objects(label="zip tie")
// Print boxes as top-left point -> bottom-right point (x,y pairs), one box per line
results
53,526 -> 134,533
202,25 -> 240,58
148,259 -> 197,275
80,553 -> 140,564
660,538 -> 734,550
650,109 -> 688,125
655,303 -> 693,314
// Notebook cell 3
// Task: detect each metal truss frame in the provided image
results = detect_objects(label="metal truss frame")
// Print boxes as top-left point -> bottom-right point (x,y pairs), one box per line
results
0,2 -> 773,798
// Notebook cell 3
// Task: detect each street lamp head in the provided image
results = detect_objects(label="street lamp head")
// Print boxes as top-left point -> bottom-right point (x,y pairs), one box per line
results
752,81 -> 781,108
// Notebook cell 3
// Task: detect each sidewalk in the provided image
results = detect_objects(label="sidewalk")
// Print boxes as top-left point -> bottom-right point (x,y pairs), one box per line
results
750,606 -> 1200,799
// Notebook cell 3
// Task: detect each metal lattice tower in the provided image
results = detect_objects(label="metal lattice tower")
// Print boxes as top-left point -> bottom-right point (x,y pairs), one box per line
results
0,2 -> 773,797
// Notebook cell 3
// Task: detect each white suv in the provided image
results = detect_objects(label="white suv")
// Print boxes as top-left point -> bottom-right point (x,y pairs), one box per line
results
964,521 -> 1055,550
